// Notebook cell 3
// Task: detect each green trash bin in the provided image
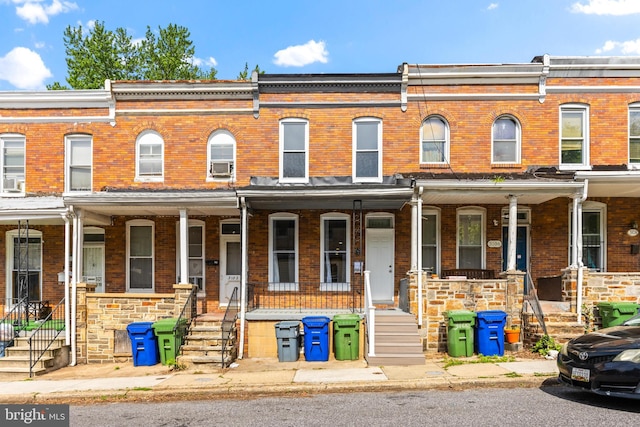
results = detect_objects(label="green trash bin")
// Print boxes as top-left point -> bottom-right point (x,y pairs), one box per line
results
446,310 -> 476,357
333,314 -> 360,360
152,318 -> 188,366
598,302 -> 639,328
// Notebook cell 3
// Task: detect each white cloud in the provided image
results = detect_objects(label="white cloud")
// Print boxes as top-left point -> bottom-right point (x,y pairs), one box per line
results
595,38 -> 640,54
273,40 -> 328,67
15,0 -> 78,24
190,56 -> 217,68
571,0 -> 640,15
487,3 -> 499,10
0,47 -> 52,89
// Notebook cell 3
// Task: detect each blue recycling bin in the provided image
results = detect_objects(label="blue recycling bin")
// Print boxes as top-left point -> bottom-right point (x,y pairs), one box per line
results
126,321 -> 159,366
302,316 -> 330,361
475,310 -> 507,356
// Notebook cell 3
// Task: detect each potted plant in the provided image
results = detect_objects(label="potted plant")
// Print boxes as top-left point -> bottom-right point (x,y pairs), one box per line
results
504,325 -> 521,344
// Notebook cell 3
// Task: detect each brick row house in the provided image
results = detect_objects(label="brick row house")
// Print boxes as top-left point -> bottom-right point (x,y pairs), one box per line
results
2,55 -> 640,368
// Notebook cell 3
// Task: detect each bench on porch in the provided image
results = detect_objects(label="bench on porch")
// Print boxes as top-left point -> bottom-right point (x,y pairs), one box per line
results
441,269 -> 496,280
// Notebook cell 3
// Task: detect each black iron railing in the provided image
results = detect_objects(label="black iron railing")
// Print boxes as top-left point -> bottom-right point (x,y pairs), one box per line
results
171,286 -> 198,362
28,297 -> 65,377
247,281 -> 364,313
221,287 -> 239,368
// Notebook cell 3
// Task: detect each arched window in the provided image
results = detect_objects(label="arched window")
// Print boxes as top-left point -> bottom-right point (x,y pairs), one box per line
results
136,131 -> 163,181
208,130 -> 235,179
492,116 -> 521,164
421,116 -> 448,164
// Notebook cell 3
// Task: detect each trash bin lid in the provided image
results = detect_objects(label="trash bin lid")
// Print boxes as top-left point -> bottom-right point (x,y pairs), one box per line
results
275,321 -> 300,329
476,310 -> 507,322
302,316 -> 330,326
333,314 -> 360,326
610,302 -> 639,314
126,322 -> 154,333
152,318 -> 186,332
446,310 -> 476,323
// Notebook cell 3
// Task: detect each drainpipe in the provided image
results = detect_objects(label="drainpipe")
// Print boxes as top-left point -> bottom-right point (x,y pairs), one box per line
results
70,206 -> 78,366
417,187 -> 424,326
179,209 -> 189,284
576,179 -> 588,324
62,210 -> 71,347
238,197 -> 248,359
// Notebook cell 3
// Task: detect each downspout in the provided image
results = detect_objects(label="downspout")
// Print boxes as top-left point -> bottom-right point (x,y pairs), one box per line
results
576,179 -> 588,324
62,211 -> 71,347
417,187 -> 424,326
238,197 -> 248,359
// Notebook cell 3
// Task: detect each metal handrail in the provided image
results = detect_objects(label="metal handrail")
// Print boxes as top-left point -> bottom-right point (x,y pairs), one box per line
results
221,287 -> 239,368
0,297 -> 28,334
171,286 -> 198,362
364,271 -> 375,357
524,271 -> 548,336
28,298 -> 65,378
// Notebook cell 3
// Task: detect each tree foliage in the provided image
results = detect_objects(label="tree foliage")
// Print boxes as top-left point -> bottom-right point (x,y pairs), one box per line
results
48,22 -> 218,90
237,62 -> 265,80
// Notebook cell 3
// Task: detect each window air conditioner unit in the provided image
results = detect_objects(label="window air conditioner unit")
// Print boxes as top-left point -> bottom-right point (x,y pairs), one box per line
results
3,178 -> 20,192
210,161 -> 233,177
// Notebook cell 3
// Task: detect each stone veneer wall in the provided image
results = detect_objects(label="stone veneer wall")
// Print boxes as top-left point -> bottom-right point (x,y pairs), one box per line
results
408,272 -> 524,352
77,283 -> 195,363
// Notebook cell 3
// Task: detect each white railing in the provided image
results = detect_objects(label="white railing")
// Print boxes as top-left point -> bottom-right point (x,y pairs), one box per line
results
364,270 -> 376,357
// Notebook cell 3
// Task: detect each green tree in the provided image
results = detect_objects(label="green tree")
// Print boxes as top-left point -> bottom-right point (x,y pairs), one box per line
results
48,22 -> 217,89
237,62 -> 265,80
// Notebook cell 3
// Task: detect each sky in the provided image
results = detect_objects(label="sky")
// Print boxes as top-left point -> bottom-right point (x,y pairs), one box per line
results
2,0 -> 640,91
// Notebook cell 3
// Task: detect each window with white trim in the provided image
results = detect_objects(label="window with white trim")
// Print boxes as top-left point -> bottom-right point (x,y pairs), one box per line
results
127,219 -> 154,291
280,119 -> 308,182
269,214 -> 298,291
560,105 -> 589,168
66,134 -> 92,192
6,229 -> 42,300
83,227 -> 105,293
570,202 -> 606,271
320,214 -> 350,291
1,134 -> 25,194
136,131 -> 163,181
422,208 -> 440,275
353,118 -> 382,182
457,207 -> 485,269
208,130 -> 235,179
176,220 -> 205,292
629,104 -> 640,165
421,116 -> 448,163
492,116 -> 520,163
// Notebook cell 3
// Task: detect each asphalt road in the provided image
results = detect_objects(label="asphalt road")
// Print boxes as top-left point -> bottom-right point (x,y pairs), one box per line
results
70,385 -> 640,427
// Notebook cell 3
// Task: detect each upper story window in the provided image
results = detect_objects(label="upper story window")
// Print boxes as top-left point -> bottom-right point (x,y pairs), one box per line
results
457,207 -> 485,269
421,116 -> 448,164
66,134 -> 92,192
353,117 -> 382,182
560,105 -> 589,169
492,116 -> 521,164
280,119 -> 308,182
208,130 -> 235,180
0,134 -> 25,195
629,104 -> 640,166
136,131 -> 163,181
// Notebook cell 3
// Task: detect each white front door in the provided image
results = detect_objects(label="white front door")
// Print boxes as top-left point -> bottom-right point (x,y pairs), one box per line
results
365,228 -> 394,303
220,235 -> 241,306
83,245 -> 104,293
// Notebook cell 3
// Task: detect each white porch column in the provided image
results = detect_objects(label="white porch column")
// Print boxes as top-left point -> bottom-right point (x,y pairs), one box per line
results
416,187 -> 423,326
62,211 -> 71,346
179,209 -> 189,284
570,196 -> 580,268
507,195 -> 518,272
410,192 -> 418,272
238,198 -> 248,359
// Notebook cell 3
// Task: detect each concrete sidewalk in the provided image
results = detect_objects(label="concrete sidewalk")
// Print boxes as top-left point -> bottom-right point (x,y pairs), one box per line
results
0,356 -> 559,402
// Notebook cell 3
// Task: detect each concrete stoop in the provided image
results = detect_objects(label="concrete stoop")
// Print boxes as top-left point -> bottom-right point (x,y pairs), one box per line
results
365,309 -> 425,366
177,315 -> 238,369
0,334 -> 69,380
523,308 -> 585,346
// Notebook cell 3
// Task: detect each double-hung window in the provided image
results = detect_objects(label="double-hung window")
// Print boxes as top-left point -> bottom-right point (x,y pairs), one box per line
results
422,209 -> 440,275
560,105 -> 589,169
269,214 -> 298,291
421,116 -> 448,164
1,134 -> 25,194
629,104 -> 640,166
492,116 -> 520,164
320,214 -> 350,291
280,119 -> 308,182
176,220 -> 205,292
457,207 -> 485,269
7,229 -> 42,300
208,130 -> 235,179
570,202 -> 605,271
127,219 -> 154,291
136,131 -> 163,181
353,118 -> 382,182
66,134 -> 92,192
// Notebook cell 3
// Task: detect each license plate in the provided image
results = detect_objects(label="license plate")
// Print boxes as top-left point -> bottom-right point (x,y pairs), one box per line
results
571,367 -> 590,382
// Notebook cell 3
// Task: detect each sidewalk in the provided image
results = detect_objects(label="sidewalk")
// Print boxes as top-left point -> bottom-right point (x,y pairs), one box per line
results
0,355 -> 559,403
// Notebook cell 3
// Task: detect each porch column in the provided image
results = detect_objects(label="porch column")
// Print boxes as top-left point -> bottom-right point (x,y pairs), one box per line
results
179,209 -> 189,284
570,196 -> 580,268
506,195 -> 518,272
238,198 -> 248,359
62,211 -> 71,346
410,192 -> 418,272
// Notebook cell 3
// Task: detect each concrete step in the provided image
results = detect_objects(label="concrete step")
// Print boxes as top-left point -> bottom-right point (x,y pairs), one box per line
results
366,353 -> 425,366
0,356 -> 53,369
